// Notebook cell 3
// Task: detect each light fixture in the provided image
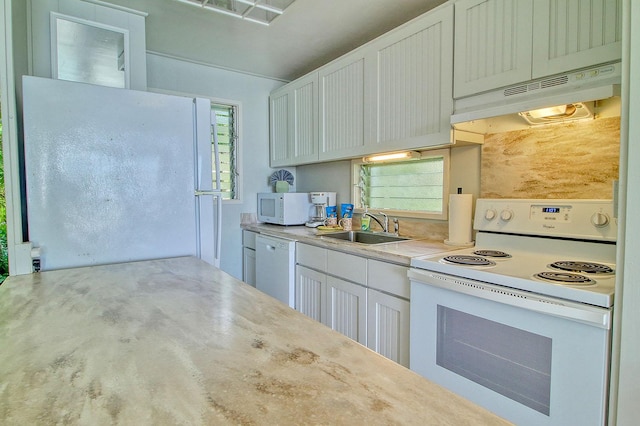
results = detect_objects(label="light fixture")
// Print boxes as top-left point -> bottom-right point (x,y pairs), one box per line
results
362,151 -> 422,163
518,102 -> 594,125
175,0 -> 295,26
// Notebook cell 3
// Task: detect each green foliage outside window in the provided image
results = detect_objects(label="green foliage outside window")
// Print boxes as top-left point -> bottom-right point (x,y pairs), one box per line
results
0,121 -> 7,283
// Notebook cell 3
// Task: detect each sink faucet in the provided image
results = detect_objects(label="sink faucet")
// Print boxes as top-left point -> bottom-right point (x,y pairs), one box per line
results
364,211 -> 389,233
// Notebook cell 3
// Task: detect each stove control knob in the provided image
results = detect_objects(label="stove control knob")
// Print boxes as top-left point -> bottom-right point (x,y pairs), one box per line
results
500,209 -> 514,221
591,212 -> 610,228
484,209 -> 497,220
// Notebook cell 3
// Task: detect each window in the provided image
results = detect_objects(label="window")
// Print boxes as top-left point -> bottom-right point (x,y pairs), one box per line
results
211,103 -> 239,200
352,149 -> 449,220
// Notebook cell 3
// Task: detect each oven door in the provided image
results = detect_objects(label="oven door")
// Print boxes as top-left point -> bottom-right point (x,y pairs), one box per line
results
408,268 -> 611,426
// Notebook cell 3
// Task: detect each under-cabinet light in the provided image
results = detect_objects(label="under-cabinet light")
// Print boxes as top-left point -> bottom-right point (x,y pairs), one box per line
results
519,102 -> 594,125
362,151 -> 421,163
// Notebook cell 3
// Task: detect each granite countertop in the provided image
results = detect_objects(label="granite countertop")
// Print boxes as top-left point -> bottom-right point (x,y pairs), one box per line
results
0,257 -> 509,425
243,223 -> 458,266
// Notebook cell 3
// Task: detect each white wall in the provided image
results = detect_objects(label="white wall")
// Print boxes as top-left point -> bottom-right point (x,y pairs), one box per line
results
296,160 -> 352,206
146,52 -> 284,279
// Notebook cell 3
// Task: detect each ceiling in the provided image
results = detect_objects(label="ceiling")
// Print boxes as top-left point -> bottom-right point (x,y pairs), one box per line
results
99,0 -> 448,82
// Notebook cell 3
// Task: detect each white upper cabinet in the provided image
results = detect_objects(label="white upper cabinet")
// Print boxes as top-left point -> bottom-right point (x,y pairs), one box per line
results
269,72 -> 319,167
271,3 -> 455,165
532,0 -> 622,79
367,4 -> 454,152
453,0 -> 534,98
453,0 -> 622,99
318,53 -> 368,161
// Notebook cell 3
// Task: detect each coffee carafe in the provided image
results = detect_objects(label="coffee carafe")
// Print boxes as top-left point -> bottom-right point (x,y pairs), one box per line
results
306,192 -> 337,228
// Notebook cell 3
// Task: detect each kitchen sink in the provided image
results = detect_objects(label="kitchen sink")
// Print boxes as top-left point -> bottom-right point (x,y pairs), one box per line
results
321,231 -> 409,244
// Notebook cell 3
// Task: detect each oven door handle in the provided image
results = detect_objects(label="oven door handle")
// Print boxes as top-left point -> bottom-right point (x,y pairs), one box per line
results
408,269 -> 611,329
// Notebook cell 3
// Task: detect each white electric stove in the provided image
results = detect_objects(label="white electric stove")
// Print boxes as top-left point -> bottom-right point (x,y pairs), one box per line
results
409,199 -> 617,426
411,198 -> 617,307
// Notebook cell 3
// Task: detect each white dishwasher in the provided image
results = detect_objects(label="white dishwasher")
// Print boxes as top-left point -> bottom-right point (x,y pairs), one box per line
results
255,235 -> 296,308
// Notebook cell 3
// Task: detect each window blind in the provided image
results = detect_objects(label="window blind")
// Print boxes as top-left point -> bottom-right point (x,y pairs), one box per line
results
359,157 -> 444,212
211,104 -> 237,200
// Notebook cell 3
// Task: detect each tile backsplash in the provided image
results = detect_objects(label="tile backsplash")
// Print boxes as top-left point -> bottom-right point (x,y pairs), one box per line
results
481,117 -> 620,199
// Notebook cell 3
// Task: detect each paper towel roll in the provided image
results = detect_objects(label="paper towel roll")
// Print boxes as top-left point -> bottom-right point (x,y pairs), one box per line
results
445,194 -> 473,246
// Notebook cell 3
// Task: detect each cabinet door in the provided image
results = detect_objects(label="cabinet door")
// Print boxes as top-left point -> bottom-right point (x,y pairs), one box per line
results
318,53 -> 368,161
242,247 -> 256,287
367,289 -> 410,367
289,73 -> 319,165
269,73 -> 319,167
532,0 -> 622,78
295,265 -> 326,322
269,88 -> 290,167
367,4 -> 454,152
453,0 -> 534,98
326,276 -> 367,345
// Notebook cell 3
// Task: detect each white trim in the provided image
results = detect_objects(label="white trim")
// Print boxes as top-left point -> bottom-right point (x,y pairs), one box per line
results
610,0 -> 640,423
80,0 -> 148,17
1,0 -> 34,275
351,148 -> 450,221
146,50 -> 290,83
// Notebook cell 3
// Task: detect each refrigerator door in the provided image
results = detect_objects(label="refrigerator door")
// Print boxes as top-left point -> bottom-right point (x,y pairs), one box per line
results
193,97 -> 222,268
23,76 -> 217,271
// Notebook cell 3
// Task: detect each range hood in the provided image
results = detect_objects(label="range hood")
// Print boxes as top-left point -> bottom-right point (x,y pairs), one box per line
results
451,62 -> 622,129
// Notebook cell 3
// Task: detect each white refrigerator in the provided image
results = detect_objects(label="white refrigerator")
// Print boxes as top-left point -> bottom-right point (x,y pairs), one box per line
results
22,76 -> 222,271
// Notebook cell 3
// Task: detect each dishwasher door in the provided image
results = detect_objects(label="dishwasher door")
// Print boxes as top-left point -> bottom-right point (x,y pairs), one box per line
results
255,235 -> 296,308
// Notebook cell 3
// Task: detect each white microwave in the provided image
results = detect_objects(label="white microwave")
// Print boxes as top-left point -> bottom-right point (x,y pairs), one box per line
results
257,192 -> 310,225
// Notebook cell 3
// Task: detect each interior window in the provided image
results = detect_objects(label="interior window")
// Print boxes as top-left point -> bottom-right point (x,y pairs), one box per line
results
211,103 -> 239,200
352,149 -> 449,220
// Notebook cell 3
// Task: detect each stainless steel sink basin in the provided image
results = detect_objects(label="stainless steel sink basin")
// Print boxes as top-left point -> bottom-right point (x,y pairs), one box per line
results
321,231 -> 409,244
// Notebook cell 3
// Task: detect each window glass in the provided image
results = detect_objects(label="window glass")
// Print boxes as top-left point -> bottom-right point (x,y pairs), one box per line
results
212,103 -> 238,200
353,149 -> 448,219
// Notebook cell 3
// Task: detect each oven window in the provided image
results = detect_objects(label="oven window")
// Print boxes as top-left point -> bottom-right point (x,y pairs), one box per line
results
436,306 -> 552,415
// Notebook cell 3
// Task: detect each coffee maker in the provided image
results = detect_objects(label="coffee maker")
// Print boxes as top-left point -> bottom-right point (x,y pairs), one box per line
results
306,192 -> 337,228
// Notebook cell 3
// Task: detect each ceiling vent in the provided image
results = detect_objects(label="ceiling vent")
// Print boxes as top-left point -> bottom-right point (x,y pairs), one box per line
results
175,0 -> 296,26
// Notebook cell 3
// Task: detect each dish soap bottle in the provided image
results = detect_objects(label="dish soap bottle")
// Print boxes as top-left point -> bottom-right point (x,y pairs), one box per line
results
361,206 -> 371,231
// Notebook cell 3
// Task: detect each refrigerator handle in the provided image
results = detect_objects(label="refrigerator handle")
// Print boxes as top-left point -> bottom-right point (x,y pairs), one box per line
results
211,111 -> 222,191
214,193 -> 222,268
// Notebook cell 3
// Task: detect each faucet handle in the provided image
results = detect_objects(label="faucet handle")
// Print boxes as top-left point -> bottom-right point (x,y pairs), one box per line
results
393,218 -> 399,235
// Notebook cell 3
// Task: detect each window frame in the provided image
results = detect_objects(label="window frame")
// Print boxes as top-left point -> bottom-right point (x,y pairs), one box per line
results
211,100 -> 241,203
149,89 -> 242,204
351,148 -> 450,220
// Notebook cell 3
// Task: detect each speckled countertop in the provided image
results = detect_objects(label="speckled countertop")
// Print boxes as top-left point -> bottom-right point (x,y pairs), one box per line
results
242,223 -> 461,265
0,257 -> 509,425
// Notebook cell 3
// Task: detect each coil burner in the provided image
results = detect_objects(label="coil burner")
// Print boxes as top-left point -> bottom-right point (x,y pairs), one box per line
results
441,255 -> 496,267
472,250 -> 512,258
548,261 -> 614,275
534,271 -> 595,286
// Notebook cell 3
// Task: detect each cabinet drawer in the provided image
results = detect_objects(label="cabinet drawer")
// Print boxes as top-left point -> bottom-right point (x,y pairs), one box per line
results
327,250 -> 367,285
367,260 -> 409,299
242,230 -> 258,250
296,243 -> 327,271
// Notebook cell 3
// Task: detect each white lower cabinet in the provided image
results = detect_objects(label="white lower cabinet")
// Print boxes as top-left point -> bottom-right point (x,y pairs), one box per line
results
326,275 -> 367,345
367,288 -> 410,367
242,230 -> 258,287
295,243 -> 410,367
295,265 -> 325,323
